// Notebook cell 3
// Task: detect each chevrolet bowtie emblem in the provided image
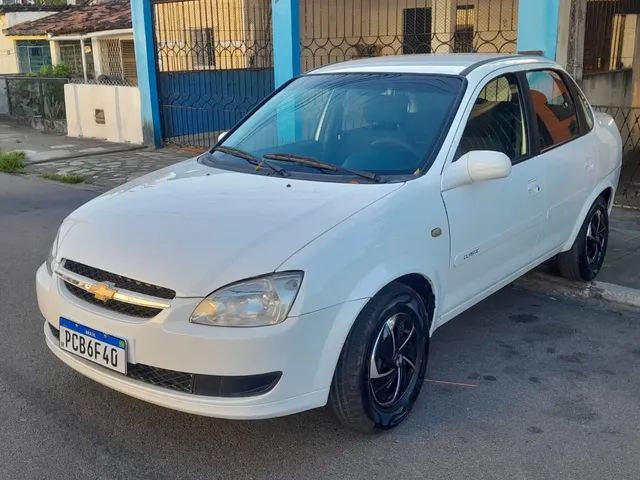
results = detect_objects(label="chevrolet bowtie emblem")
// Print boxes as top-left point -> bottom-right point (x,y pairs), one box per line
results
87,282 -> 117,302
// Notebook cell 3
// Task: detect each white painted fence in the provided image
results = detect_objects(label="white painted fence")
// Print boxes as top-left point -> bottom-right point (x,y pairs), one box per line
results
64,83 -> 143,144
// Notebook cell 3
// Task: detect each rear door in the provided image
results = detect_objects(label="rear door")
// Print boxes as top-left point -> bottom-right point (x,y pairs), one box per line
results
523,69 -> 598,253
440,71 -> 547,317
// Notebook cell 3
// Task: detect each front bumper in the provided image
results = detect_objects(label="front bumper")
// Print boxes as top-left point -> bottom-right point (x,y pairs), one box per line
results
37,263 -> 367,419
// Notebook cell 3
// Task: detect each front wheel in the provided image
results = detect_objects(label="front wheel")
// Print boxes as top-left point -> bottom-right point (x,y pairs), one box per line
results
557,197 -> 609,282
329,283 -> 429,433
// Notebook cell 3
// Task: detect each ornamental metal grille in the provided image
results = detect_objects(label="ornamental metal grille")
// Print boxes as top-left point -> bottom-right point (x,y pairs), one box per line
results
594,105 -> 640,208
152,0 -> 274,147
300,0 -> 519,72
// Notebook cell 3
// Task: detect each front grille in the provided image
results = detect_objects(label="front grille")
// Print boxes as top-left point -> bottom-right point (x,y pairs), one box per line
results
127,364 -> 194,393
63,259 -> 176,300
65,283 -> 162,318
61,259 -> 174,318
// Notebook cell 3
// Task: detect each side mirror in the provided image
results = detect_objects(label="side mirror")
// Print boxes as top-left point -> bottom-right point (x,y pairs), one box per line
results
217,130 -> 229,141
441,150 -> 512,192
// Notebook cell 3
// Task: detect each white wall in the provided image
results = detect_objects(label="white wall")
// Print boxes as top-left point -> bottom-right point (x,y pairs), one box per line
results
64,83 -> 143,144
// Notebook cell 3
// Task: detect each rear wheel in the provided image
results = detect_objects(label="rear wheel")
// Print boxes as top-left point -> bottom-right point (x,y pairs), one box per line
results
329,283 -> 429,433
557,197 -> 609,282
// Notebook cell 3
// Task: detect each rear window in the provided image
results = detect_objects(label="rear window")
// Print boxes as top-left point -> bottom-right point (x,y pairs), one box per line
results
526,70 -> 580,150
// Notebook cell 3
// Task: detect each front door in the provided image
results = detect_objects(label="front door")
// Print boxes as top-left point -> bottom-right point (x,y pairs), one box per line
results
440,72 -> 546,318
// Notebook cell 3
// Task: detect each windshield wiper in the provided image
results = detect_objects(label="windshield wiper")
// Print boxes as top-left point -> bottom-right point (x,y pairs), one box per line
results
213,146 -> 288,177
263,152 -> 383,183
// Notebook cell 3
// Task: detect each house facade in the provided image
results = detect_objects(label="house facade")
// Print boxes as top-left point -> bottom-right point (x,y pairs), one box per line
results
4,0 -> 135,84
0,4 -> 68,74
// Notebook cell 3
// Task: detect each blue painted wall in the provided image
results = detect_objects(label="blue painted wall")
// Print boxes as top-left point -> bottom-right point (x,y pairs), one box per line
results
517,0 -> 561,60
131,0 -> 162,147
157,68 -> 275,139
272,0 -> 300,87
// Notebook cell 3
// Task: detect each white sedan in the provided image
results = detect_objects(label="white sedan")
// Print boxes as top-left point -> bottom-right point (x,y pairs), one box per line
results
37,54 -> 621,432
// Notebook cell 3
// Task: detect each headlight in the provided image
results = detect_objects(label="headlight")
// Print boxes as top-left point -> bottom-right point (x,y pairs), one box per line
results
190,272 -> 303,327
45,228 -> 61,275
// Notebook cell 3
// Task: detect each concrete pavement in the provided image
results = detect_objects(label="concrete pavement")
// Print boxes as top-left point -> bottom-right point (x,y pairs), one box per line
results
0,120 -> 142,164
25,147 -> 193,189
1,172 -> 640,480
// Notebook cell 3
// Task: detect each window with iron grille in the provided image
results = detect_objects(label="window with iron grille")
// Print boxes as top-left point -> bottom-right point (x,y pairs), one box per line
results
455,5 -> 475,53
59,41 -> 83,75
98,38 -> 137,85
402,8 -> 432,54
16,40 -> 51,73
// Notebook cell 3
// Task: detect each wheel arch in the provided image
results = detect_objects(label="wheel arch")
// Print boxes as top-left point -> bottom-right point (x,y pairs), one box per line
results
393,273 -> 436,333
600,186 -> 614,210
562,180 -> 616,252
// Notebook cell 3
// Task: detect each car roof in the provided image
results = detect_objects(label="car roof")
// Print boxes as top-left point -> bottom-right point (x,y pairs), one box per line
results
308,53 -> 554,76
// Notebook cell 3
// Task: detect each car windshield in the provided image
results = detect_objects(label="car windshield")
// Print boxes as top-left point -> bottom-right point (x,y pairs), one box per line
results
211,73 -> 464,181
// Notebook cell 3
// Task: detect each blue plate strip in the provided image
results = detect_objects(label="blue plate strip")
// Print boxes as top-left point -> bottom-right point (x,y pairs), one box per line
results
59,317 -> 125,349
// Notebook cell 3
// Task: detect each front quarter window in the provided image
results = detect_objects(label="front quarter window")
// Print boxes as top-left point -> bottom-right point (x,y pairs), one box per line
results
213,73 -> 463,181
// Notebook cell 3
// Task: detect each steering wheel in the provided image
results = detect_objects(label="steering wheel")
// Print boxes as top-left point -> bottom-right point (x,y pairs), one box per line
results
370,138 -> 421,160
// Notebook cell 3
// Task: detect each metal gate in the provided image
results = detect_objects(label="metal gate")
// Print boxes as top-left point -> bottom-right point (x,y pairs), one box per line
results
2,76 -> 68,133
594,106 -> 640,208
300,0 -> 519,72
153,0 -> 274,147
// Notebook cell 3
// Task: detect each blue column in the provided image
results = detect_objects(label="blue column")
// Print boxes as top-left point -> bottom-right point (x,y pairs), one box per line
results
517,0 -> 561,60
272,0 -> 300,88
131,0 -> 162,147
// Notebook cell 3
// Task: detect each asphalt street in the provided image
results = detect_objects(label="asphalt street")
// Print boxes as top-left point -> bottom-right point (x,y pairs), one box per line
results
1,172 -> 639,480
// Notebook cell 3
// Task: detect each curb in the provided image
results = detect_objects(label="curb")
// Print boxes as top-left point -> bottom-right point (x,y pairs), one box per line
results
25,145 -> 146,166
513,271 -> 640,309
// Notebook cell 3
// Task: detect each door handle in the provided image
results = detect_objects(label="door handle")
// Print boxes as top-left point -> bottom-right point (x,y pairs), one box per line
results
527,178 -> 541,195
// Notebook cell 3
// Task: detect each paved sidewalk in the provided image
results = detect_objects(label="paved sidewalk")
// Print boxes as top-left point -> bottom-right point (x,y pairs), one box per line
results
0,120 -> 143,163
25,147 -> 195,188
517,206 -> 640,306
599,207 -> 640,289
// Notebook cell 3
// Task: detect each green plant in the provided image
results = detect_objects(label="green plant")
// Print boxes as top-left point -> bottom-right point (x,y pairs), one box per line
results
41,172 -> 85,184
0,151 -> 25,173
38,63 -> 70,78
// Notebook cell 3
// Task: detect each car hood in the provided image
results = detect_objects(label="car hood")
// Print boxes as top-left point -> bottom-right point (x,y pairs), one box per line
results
56,158 -> 403,297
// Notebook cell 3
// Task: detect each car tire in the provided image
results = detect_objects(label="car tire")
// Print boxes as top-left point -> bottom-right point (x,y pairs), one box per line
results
329,282 -> 429,433
557,196 -> 609,282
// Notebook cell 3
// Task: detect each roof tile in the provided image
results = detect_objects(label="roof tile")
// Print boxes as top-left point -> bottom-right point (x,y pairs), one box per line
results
4,1 -> 131,36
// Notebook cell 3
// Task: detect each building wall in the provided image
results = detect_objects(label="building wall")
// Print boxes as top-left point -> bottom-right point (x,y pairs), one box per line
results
65,83 -> 143,143
582,69 -> 634,107
0,12 -> 56,73
154,0 -> 271,71
300,0 -> 517,71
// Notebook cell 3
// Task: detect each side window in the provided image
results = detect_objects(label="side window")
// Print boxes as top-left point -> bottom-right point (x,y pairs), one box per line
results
455,73 -> 528,163
526,70 -> 580,149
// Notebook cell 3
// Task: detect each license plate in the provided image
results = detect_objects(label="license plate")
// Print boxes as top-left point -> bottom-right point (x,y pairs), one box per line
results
59,318 -> 127,374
